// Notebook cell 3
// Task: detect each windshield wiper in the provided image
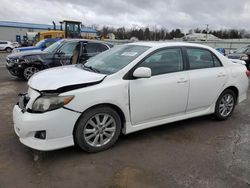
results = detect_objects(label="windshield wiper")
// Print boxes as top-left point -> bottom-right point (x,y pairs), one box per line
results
83,64 -> 100,73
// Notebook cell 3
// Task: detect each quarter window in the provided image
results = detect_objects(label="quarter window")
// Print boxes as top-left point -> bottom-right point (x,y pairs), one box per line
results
139,48 -> 183,76
213,55 -> 222,67
187,48 -> 222,69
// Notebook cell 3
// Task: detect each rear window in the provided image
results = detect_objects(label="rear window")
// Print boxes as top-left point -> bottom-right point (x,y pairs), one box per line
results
186,48 -> 222,70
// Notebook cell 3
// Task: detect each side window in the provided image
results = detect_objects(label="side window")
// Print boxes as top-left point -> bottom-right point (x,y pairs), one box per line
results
97,44 -> 109,52
45,41 -> 53,48
187,48 -> 219,70
59,42 -> 77,55
85,43 -> 98,53
139,48 -> 183,76
0,42 -> 7,44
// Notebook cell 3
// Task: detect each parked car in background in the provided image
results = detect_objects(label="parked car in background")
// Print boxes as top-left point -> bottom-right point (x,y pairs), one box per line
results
227,45 -> 250,70
6,39 -> 113,80
13,42 -> 249,152
12,42 -> 20,48
12,38 -> 59,53
216,48 -> 226,56
0,40 -> 17,52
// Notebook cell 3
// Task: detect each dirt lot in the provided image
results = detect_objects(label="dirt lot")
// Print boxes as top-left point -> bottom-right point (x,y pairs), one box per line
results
0,67 -> 249,188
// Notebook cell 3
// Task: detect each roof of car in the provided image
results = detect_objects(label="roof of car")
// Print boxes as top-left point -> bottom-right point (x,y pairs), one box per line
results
61,38 -> 111,44
127,41 -> 212,49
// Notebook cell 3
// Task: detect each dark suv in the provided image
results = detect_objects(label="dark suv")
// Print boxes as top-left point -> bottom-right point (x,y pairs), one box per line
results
6,39 -> 113,80
227,45 -> 250,70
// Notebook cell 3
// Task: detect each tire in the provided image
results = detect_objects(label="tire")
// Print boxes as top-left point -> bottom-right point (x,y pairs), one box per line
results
5,47 -> 12,53
23,66 -> 40,80
214,89 -> 236,121
74,106 -> 122,152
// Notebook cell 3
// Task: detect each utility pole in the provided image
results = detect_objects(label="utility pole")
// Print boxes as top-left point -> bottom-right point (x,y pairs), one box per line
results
206,24 -> 209,41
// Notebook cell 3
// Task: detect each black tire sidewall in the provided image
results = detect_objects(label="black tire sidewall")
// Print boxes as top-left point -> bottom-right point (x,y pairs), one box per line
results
214,89 -> 236,120
74,106 -> 122,152
6,47 -> 12,53
23,66 -> 39,80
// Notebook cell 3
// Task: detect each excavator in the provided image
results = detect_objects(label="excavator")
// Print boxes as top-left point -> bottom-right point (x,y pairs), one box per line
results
36,20 -> 82,41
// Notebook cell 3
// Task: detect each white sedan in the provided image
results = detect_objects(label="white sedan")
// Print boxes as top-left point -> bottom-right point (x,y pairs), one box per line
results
13,42 -> 249,152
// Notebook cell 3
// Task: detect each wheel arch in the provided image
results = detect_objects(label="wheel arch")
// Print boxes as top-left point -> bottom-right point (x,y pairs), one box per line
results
223,86 -> 239,102
30,61 -> 45,69
5,47 -> 12,51
73,103 -> 126,135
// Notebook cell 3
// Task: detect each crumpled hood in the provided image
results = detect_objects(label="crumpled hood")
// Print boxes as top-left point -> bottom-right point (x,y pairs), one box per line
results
16,46 -> 40,51
28,65 -> 107,92
8,50 -> 47,58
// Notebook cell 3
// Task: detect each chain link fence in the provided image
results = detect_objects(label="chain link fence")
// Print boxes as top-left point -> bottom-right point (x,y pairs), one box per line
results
0,52 -> 8,67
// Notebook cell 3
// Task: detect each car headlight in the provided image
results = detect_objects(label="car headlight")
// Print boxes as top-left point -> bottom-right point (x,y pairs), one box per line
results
8,58 -> 19,63
240,55 -> 249,61
32,95 -> 74,112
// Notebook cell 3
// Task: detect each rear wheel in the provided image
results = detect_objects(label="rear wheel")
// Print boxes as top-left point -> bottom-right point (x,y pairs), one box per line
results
214,89 -> 236,120
74,106 -> 122,152
23,66 -> 40,80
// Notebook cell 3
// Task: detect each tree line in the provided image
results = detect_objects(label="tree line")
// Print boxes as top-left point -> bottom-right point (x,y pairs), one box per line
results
97,26 -> 250,40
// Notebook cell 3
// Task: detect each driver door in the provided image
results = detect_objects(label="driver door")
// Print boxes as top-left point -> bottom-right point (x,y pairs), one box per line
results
129,48 -> 189,125
53,41 -> 78,67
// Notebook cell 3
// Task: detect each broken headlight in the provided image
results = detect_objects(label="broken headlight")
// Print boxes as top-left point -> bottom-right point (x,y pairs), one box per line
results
32,95 -> 74,112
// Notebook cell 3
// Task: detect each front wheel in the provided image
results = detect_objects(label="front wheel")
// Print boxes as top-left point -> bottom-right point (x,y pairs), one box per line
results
74,106 -> 122,152
23,66 -> 40,80
214,89 -> 236,121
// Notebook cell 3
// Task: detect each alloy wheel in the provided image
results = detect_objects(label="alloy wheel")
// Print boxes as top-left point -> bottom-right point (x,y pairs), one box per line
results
219,93 -> 234,117
83,113 -> 116,147
24,67 -> 39,80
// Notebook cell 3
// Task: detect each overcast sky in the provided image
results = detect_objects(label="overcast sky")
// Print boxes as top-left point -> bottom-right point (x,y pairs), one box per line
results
0,0 -> 250,31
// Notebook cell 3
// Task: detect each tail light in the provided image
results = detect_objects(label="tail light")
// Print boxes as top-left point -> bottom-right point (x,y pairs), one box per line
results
246,70 -> 250,78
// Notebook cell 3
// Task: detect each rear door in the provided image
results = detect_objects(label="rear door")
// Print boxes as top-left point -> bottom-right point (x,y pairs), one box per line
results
185,47 -> 228,112
79,43 -> 109,63
53,41 -> 78,66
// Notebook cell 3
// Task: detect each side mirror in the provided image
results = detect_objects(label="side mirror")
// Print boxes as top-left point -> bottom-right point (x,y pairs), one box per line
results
56,51 -> 65,56
133,67 -> 152,78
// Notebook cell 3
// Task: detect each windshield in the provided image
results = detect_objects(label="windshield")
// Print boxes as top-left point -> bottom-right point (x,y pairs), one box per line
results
44,40 -> 63,53
235,46 -> 248,54
83,45 -> 150,74
35,40 -> 45,47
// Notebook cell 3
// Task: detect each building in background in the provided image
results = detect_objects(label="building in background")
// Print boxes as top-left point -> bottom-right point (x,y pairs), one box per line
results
0,21 -> 97,42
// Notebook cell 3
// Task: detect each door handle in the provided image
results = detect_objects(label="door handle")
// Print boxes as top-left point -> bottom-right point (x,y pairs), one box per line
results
217,73 -> 226,77
177,78 -> 188,83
